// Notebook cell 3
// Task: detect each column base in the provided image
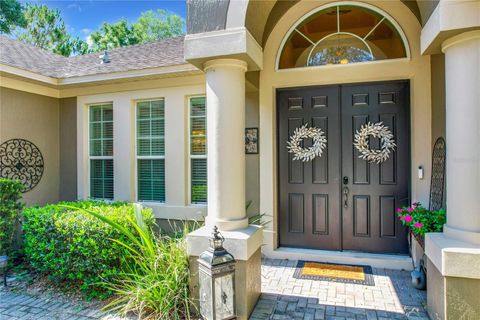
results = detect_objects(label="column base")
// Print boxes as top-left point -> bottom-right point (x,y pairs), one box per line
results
187,225 -> 263,320
425,233 -> 480,320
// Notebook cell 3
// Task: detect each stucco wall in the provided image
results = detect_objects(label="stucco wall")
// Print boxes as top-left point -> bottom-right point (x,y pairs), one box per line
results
431,54 -> 446,144
0,87 -> 59,206
59,97 -> 77,201
246,90 -> 260,216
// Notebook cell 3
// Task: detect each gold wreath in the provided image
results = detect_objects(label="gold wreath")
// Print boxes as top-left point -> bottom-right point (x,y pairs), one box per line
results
354,122 -> 396,164
286,124 -> 327,162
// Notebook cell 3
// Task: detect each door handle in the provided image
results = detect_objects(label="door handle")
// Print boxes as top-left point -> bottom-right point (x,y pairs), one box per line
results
343,186 -> 349,208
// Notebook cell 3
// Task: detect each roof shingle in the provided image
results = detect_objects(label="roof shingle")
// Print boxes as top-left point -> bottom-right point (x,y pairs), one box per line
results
0,35 -> 186,79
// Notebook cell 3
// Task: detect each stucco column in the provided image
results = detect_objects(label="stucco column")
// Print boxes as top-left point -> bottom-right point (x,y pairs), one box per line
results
442,30 -> 480,245
204,59 -> 249,231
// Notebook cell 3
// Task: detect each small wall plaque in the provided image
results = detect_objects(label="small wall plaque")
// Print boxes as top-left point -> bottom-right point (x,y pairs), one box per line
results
245,128 -> 259,154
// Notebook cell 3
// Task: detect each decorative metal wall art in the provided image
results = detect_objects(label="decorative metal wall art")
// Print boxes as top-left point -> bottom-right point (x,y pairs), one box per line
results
287,124 -> 327,162
354,122 -> 396,164
0,139 -> 44,192
429,137 -> 446,211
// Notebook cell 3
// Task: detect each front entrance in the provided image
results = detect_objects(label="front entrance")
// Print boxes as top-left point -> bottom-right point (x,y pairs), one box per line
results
277,81 -> 410,254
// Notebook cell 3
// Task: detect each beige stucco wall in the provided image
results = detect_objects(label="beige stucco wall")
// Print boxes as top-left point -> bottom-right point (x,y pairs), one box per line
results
431,54 -> 446,145
246,90 -> 260,216
59,97 -> 77,201
258,0 -> 432,253
0,87 -> 60,206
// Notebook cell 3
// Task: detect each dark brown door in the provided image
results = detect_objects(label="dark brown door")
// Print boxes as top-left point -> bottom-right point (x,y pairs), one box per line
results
341,82 -> 409,253
277,81 -> 409,253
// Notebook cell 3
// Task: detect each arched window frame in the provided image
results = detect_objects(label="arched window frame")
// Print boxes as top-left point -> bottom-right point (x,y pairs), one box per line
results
275,1 -> 411,71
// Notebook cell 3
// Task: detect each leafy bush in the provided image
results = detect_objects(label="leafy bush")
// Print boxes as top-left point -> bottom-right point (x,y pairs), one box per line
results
0,179 -> 24,256
396,202 -> 446,237
22,200 -> 154,299
68,204 -> 194,319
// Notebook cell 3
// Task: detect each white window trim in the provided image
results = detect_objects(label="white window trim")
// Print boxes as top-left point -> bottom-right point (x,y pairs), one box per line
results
188,95 -> 207,206
134,98 -> 166,203
88,103 -> 114,200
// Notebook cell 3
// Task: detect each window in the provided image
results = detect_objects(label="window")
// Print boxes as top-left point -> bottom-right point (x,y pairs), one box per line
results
278,4 -> 408,69
136,99 -> 165,202
89,104 -> 113,199
189,97 -> 207,204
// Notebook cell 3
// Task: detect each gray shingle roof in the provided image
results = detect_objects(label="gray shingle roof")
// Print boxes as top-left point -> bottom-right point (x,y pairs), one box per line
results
0,35 -> 187,79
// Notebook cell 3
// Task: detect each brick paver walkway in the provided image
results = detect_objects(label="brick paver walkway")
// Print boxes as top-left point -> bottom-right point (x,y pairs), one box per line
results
1,258 -> 428,320
0,291 -> 127,320
250,259 -> 429,320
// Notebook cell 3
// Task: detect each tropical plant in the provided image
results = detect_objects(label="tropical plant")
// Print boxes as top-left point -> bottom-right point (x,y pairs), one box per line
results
65,204 -> 194,319
246,200 -> 271,227
396,202 -> 446,237
0,179 -> 24,256
0,0 -> 26,34
23,200 -> 154,299
15,4 -> 89,56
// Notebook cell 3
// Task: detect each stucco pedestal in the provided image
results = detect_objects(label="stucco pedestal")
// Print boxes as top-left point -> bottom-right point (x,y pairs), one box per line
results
187,225 -> 263,320
425,233 -> 480,320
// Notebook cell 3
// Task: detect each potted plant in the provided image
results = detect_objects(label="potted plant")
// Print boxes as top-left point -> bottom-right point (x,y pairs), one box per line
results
0,179 -> 24,285
396,202 -> 446,249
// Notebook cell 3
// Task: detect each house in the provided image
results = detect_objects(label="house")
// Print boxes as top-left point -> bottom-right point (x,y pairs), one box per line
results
1,1 -> 479,319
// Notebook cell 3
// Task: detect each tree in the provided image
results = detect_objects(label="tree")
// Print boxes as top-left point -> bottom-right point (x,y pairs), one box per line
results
0,0 -> 26,34
88,19 -> 140,52
132,9 -> 184,42
16,4 -> 89,56
88,10 -> 185,52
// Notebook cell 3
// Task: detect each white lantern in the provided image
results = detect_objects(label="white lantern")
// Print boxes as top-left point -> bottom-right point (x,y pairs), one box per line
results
198,226 -> 236,320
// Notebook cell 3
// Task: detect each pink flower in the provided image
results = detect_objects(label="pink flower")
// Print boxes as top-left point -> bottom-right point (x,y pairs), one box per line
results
399,215 -> 405,221
396,208 -> 403,213
414,222 -> 424,228
404,215 -> 413,223
412,202 -> 419,208
408,207 -> 414,212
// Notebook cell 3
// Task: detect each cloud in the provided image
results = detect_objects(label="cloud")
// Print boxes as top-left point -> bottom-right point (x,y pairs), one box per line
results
67,2 -> 82,12
80,28 -> 92,35
86,35 -> 94,48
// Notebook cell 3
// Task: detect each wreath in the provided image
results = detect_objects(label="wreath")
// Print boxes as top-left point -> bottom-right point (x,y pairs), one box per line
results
287,124 -> 327,162
354,122 -> 396,164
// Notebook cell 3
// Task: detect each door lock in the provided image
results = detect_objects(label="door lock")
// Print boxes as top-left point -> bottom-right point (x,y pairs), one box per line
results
343,176 -> 349,185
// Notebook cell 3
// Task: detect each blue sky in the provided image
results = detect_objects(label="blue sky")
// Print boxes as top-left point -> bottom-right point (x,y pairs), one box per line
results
22,1 -> 187,40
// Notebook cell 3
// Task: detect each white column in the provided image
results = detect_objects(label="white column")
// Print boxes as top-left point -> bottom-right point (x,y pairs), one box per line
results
204,59 -> 249,231
442,30 -> 480,245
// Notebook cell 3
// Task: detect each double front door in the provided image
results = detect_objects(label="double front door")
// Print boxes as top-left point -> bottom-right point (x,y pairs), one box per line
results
278,81 -> 410,254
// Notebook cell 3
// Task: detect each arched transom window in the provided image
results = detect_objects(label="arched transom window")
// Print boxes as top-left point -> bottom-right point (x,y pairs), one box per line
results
278,3 -> 409,69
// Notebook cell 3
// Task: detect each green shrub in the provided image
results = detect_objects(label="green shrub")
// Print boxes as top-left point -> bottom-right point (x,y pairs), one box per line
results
0,179 -> 24,256
68,204 -> 194,319
22,200 -> 154,299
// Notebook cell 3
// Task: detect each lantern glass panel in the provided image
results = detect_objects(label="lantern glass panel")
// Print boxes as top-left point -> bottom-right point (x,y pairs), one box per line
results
199,270 -> 213,319
214,273 -> 234,319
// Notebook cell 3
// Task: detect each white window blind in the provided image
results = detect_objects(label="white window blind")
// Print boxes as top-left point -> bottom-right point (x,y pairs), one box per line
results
89,104 -> 113,199
190,97 -> 207,204
136,99 -> 165,202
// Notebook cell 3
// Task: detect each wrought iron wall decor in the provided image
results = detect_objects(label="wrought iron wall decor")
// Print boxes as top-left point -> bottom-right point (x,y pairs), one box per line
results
0,139 -> 44,192
429,137 -> 446,211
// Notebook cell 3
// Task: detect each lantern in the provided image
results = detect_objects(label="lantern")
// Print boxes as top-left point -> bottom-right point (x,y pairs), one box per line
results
198,226 -> 236,320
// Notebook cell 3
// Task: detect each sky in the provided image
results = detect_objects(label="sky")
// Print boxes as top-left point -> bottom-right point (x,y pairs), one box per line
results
21,0 -> 187,41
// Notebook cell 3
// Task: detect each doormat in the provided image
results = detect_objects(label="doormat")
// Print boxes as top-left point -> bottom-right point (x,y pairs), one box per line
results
293,261 -> 375,286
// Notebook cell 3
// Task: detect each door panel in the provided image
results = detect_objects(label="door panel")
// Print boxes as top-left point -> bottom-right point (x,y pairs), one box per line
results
278,86 -> 341,250
341,81 -> 409,253
277,81 -> 409,253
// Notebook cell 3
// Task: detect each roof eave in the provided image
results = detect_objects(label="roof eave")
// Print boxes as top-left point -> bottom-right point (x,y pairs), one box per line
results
0,63 -> 201,88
